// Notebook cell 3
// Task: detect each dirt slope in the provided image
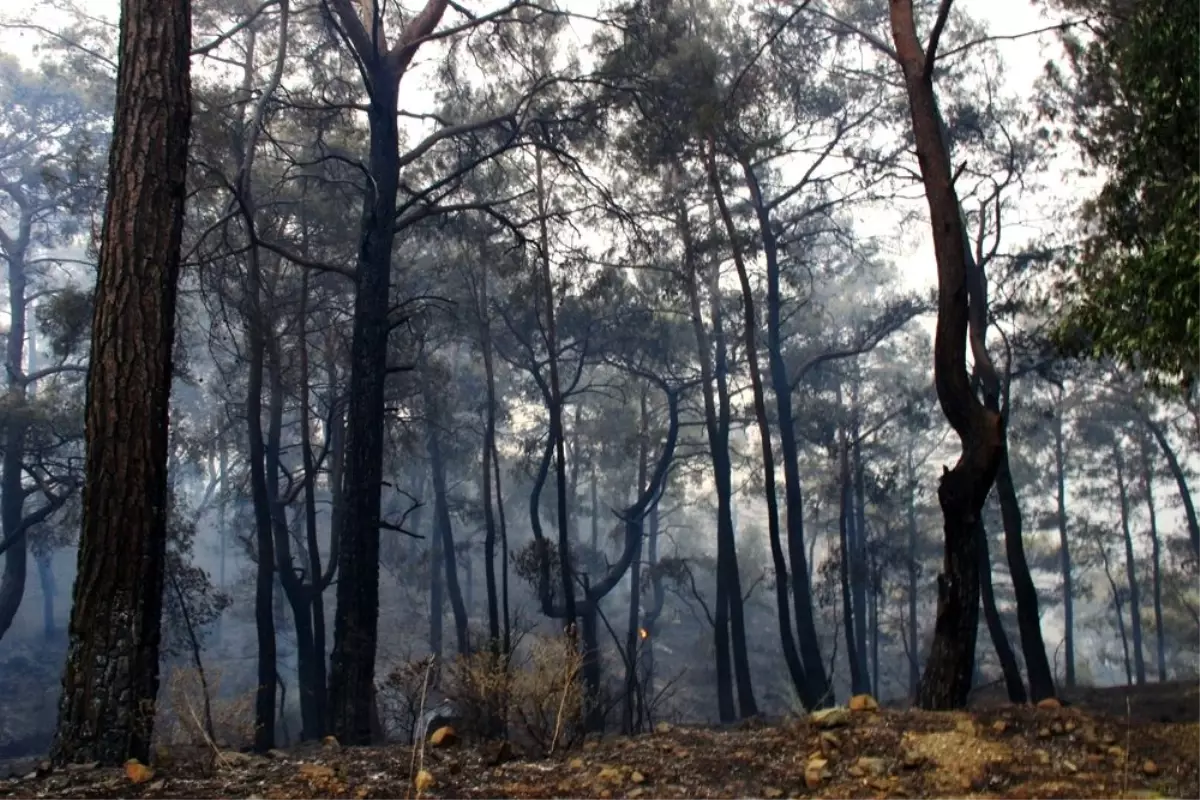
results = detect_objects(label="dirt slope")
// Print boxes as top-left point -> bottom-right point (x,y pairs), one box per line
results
2,698 -> 1196,799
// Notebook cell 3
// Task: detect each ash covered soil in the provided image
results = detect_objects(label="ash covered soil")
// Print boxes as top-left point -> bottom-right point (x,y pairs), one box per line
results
2,685 -> 1197,799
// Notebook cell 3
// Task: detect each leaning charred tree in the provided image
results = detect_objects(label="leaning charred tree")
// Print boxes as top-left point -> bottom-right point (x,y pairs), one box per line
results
52,0 -> 192,765
887,0 -> 1005,709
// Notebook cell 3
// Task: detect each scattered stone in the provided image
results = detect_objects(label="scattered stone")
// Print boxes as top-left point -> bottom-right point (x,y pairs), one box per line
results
299,764 -> 335,782
1037,726 -> 1053,739
628,788 -> 645,798
1063,760 -> 1079,774
1064,720 -> 1078,733
954,717 -> 978,737
849,694 -> 879,712
804,756 -> 830,789
569,758 -> 585,770
1107,745 -> 1126,762
819,731 -> 841,750
1051,721 -> 1065,734
810,707 -> 850,729
597,766 -> 623,783
1143,759 -> 1160,776
654,721 -> 672,734
65,761 -> 99,772
266,749 -> 289,760
1033,749 -> 1051,766
992,719 -> 1008,734
429,726 -> 458,748
1036,697 -> 1062,710
855,756 -> 887,777
763,787 -> 783,798
901,751 -> 925,770
322,735 -> 340,749
631,770 -> 646,784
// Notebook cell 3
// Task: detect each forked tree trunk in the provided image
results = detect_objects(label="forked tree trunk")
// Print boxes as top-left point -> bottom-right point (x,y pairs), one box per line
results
888,0 -> 1004,709
706,141 -> 810,708
52,0 -> 191,764
739,156 -> 830,707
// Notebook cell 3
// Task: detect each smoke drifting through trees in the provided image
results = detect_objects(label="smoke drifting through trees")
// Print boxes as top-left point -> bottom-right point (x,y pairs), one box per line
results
0,0 -> 1194,767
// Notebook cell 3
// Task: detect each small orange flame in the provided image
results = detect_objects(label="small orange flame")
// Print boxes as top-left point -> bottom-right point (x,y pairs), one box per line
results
638,627 -> 649,640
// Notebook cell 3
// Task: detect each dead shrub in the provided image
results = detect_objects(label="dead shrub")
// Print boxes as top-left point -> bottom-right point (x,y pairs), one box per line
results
377,655 -> 437,744
509,634 -> 585,755
154,665 -> 255,767
433,634 -> 585,755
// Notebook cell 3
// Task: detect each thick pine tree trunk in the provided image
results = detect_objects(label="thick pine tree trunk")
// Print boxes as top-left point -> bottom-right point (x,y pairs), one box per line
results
52,0 -> 191,764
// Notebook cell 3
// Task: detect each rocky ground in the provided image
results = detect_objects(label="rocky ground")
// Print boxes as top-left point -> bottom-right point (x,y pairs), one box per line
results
2,687 -> 1197,799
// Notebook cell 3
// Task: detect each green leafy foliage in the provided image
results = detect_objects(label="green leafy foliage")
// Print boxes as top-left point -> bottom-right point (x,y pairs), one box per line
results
1043,0 -> 1200,391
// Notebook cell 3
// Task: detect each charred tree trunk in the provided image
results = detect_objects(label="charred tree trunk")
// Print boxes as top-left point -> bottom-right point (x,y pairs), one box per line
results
427,397 -> 469,656
1141,414 -> 1200,557
643,503 -> 664,707
1052,395 -> 1075,687
1113,444 -> 1146,684
534,148 -> 577,636
245,263 -> 278,751
326,1 -> 456,743
1098,541 -> 1133,685
492,438 -> 511,656
1139,436 -> 1167,680
328,57 -> 401,744
838,418 -> 866,696
888,0 -> 1003,709
739,156 -> 830,707
704,211 -> 756,720
622,390 -> 650,735
52,0 -> 191,764
298,270 -> 333,737
479,270 -> 501,654
0,246 -> 31,645
906,446 -> 920,698
706,143 -> 810,708
978,520 -> 1027,703
993,440 -> 1054,700
679,202 -> 735,722
850,387 -> 872,692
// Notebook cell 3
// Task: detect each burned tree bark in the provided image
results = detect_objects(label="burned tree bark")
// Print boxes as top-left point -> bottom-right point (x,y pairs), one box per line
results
887,0 -> 1004,710
325,0 -> 451,745
705,141 -> 811,709
52,0 -> 191,765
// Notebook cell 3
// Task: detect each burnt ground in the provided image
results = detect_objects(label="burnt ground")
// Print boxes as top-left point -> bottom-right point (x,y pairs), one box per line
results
1,685 -> 1197,799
